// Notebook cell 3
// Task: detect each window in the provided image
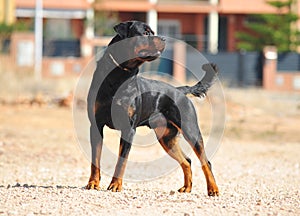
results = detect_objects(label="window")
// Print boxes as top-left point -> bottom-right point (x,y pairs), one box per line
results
158,20 -> 181,39
45,18 -> 73,40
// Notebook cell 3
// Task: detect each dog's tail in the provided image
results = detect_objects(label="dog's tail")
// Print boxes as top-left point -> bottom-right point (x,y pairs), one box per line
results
177,63 -> 218,97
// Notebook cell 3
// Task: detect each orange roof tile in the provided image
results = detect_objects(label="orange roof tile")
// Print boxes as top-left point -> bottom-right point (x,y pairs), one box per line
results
16,0 -> 91,10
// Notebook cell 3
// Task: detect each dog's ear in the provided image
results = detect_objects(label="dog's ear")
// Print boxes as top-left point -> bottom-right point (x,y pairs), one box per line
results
114,21 -> 133,38
147,25 -> 155,35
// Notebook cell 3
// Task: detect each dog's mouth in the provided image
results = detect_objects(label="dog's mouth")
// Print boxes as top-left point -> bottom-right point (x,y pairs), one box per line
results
134,36 -> 166,61
137,49 -> 162,60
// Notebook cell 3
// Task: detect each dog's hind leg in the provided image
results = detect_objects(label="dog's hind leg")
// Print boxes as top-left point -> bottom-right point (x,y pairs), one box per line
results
180,122 -> 219,196
154,124 -> 192,192
107,128 -> 135,192
86,124 -> 104,190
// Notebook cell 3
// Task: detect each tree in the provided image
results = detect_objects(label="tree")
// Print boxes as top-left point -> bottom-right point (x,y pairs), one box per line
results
0,23 -> 14,53
0,20 -> 33,53
236,0 -> 300,52
94,11 -> 120,36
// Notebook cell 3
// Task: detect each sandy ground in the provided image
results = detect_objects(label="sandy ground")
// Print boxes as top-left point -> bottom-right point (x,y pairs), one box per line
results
0,88 -> 300,215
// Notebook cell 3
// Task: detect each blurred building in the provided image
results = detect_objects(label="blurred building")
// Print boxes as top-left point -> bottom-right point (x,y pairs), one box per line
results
3,0 -> 95,77
15,0 -> 92,41
2,0 -> 299,91
10,0 -> 300,53
93,0 -> 300,52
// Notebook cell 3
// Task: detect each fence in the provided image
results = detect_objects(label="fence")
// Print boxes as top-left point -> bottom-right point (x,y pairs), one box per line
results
152,42 -> 263,87
277,52 -> 300,71
263,47 -> 300,92
200,51 -> 263,86
153,44 -> 300,91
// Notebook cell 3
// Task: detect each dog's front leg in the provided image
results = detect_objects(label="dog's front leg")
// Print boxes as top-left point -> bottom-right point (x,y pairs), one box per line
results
86,124 -> 104,190
108,128 -> 135,192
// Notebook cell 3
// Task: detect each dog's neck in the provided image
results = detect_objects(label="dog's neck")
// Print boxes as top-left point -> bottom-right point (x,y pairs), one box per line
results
108,53 -> 132,72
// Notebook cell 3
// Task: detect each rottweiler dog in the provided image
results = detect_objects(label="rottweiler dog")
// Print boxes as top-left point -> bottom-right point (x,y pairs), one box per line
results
86,21 -> 219,196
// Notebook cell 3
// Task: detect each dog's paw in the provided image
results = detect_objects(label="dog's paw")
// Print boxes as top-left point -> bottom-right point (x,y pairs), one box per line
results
86,180 -> 100,190
178,185 -> 192,193
207,186 -> 219,196
107,178 -> 123,192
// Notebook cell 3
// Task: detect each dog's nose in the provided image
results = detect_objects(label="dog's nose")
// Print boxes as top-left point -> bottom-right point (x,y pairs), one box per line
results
156,35 -> 166,41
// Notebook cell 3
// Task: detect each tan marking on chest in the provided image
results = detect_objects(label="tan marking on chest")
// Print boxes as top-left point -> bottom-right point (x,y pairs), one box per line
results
128,106 -> 135,118
94,102 -> 101,114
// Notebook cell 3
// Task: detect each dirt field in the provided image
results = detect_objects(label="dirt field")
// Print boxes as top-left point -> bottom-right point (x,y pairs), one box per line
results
0,88 -> 299,215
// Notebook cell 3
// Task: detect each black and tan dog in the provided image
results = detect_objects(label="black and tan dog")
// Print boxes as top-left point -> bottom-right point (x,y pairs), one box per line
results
86,21 -> 219,196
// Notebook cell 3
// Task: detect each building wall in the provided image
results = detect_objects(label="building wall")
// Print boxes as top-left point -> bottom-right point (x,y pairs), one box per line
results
71,19 -> 85,39
159,13 -> 205,50
159,13 -> 197,34
119,12 -> 146,22
0,0 -> 15,24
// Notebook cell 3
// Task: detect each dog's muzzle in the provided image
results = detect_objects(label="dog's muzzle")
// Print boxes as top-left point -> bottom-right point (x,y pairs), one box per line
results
135,36 -> 166,61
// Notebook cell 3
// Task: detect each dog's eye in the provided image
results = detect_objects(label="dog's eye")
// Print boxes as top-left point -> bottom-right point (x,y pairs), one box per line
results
143,31 -> 150,36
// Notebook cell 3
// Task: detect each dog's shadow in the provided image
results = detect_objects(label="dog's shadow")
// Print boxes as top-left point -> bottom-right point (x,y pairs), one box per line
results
2,183 -> 80,190
1,183 -> 135,192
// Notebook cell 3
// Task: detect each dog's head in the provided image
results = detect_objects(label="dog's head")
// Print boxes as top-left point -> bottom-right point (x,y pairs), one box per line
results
107,21 -> 166,70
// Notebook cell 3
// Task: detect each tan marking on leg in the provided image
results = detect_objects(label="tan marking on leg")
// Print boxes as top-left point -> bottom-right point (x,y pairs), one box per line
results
108,138 -> 131,192
86,164 -> 100,190
202,163 -> 219,196
154,127 -> 192,193
189,138 -> 219,196
86,132 -> 103,190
